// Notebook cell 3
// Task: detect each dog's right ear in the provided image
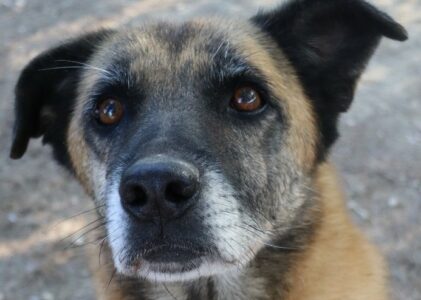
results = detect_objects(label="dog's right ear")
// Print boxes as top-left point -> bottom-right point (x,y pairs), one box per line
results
10,29 -> 114,164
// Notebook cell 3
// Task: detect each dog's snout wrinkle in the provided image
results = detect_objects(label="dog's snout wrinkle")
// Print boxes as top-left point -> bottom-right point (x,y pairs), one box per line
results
119,155 -> 200,221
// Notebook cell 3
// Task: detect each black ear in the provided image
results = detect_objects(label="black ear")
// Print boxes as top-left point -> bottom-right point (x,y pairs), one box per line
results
252,0 -> 407,153
10,29 -> 114,166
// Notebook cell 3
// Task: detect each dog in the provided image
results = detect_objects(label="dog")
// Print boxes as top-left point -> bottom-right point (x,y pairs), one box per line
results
10,0 -> 407,299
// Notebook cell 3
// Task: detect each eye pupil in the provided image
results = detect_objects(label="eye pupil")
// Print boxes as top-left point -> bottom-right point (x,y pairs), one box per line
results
97,98 -> 124,125
104,101 -> 116,117
231,87 -> 263,112
241,89 -> 257,104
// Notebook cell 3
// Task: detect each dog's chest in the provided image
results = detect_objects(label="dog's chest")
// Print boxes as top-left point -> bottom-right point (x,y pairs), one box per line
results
145,272 -> 268,300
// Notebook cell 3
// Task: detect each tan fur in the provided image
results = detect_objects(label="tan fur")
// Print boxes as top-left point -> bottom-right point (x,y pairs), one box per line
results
284,163 -> 388,300
67,120 -> 94,197
87,244 -> 127,300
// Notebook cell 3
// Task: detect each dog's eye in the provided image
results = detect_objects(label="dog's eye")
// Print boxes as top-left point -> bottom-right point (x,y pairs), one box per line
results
95,98 -> 124,125
230,87 -> 264,112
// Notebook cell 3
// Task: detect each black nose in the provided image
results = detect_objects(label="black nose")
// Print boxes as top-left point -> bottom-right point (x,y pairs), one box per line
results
119,156 -> 200,221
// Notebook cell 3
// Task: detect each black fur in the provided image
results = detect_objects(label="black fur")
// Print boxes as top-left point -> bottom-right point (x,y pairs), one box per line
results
252,0 -> 407,159
10,29 -> 114,168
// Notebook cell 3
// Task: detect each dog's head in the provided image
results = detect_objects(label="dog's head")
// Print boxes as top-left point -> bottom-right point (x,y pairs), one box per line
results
10,0 -> 406,282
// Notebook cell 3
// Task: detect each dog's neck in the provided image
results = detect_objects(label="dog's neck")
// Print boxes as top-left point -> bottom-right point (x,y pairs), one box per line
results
144,267 -> 273,300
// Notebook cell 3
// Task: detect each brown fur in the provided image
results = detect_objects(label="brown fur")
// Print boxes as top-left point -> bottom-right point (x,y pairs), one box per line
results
284,163 -> 388,300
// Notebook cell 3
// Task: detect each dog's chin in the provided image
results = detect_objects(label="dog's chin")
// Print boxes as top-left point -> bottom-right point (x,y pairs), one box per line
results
115,247 -> 238,282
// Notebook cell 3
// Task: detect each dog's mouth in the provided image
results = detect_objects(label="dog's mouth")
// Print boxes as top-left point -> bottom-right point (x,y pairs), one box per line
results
119,239 -> 227,277
134,254 -> 206,275
142,243 -> 206,264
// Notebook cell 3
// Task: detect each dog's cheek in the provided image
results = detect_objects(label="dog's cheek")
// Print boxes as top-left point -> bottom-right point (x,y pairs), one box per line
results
67,114 -> 109,210
67,117 -> 92,192
90,157 -> 109,211
200,170 -> 265,264
272,155 -> 310,227
239,122 -> 311,233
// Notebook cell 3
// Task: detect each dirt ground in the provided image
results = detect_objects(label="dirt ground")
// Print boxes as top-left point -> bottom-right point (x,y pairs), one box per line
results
0,0 -> 419,299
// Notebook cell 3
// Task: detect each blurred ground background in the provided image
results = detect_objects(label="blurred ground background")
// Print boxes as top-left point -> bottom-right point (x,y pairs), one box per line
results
0,0 -> 419,299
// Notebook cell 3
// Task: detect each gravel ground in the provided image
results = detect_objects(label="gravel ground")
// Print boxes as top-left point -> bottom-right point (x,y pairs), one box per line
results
0,0 -> 419,299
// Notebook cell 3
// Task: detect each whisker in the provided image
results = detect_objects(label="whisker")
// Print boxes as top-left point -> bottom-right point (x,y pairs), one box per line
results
211,40 -> 225,61
55,59 -> 113,76
163,283 -> 179,300
301,183 -> 320,196
39,66 -> 94,72
236,224 -> 301,251
98,222 -> 122,265
210,202 -> 276,226
63,221 -> 107,249
71,213 -> 118,245
260,242 -> 299,251
106,268 -> 118,290
59,216 -> 106,243
51,204 -> 105,229
99,236 -> 109,265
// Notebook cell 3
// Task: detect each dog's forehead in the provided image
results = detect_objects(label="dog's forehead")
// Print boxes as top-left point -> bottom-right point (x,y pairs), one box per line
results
93,20 -> 261,80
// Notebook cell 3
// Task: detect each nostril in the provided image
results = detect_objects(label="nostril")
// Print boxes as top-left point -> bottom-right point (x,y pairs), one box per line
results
165,180 -> 198,204
122,184 -> 148,207
120,157 -> 200,220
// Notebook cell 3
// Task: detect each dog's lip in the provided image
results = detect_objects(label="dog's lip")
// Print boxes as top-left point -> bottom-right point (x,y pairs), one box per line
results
123,241 -> 233,274
142,243 -> 207,263
124,240 -> 211,267
142,256 -> 206,274
127,254 -> 234,276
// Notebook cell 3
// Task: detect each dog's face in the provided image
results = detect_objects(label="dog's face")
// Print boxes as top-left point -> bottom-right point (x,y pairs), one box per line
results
10,0 -> 406,282
63,22 -> 319,281
67,22 -> 321,281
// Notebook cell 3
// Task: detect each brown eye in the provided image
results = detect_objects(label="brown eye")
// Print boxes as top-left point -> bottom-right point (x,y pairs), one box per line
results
230,87 -> 264,112
96,98 -> 124,125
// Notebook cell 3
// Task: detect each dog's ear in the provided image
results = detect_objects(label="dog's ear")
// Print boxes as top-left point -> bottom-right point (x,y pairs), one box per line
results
252,0 -> 407,152
10,29 -> 114,164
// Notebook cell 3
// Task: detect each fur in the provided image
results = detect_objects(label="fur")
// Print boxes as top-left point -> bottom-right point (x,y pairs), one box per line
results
10,0 -> 406,299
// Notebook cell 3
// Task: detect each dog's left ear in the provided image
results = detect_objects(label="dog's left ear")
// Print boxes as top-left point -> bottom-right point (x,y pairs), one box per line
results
10,29 -> 114,165
252,0 -> 407,150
